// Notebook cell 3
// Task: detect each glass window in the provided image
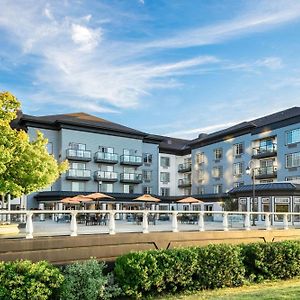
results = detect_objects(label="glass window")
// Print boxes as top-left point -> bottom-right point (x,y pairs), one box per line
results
233,162 -> 244,176
143,186 -> 152,194
233,143 -> 244,156
71,182 -> 85,192
123,184 -> 134,194
69,143 -> 86,150
286,152 -> 300,168
99,146 -> 114,153
214,148 -> 223,160
100,183 -> 113,193
143,170 -> 152,181
286,176 -> 300,183
160,172 -> 170,183
197,186 -> 205,194
213,184 -> 222,194
196,152 -> 205,164
233,182 -> 244,188
70,162 -> 86,169
160,157 -> 170,168
212,166 -> 222,178
143,153 -> 153,164
286,128 -> 300,145
160,187 -> 170,196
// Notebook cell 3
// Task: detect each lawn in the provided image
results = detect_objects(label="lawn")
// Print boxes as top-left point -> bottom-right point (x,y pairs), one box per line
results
155,278 -> 300,300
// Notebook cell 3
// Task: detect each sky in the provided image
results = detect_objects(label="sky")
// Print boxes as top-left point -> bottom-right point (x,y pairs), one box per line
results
1,0 -> 300,139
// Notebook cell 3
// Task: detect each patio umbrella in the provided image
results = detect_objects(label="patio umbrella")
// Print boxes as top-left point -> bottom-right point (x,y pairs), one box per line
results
134,194 -> 161,202
60,197 -> 80,205
177,197 -> 203,211
71,195 -> 93,203
84,192 -> 115,200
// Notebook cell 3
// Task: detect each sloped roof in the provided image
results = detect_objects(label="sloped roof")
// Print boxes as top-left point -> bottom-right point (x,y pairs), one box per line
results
228,183 -> 300,194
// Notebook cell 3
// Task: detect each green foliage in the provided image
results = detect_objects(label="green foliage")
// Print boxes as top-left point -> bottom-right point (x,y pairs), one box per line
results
242,241 -> 300,282
0,91 -> 68,197
60,258 -> 121,300
0,260 -> 64,300
114,244 -> 245,299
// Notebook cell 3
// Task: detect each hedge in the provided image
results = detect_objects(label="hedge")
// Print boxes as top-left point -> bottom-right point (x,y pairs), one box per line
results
115,241 -> 300,299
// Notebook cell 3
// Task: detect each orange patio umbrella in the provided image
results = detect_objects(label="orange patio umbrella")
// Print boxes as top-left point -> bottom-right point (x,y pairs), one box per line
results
84,192 -> 115,200
177,197 -> 203,204
134,194 -> 161,202
60,197 -> 80,204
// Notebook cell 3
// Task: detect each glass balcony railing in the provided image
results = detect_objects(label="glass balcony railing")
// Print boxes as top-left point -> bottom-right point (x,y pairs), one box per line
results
120,155 -> 143,166
66,169 -> 91,180
178,163 -> 192,173
178,178 -> 192,187
120,173 -> 142,183
94,152 -> 118,164
252,143 -> 277,158
254,166 -> 277,178
66,149 -> 92,161
94,171 -> 118,181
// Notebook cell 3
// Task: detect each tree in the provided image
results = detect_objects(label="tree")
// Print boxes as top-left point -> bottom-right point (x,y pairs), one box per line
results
0,91 -> 68,199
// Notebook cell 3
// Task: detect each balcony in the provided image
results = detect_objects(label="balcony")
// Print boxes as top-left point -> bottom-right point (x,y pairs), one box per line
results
120,155 -> 143,166
178,163 -> 192,173
94,151 -> 118,164
252,143 -> 277,159
66,149 -> 92,161
254,166 -> 277,179
66,169 -> 91,180
94,170 -> 118,182
120,173 -> 142,184
178,178 -> 192,188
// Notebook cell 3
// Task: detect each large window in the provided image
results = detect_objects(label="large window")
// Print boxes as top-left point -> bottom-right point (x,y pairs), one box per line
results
71,182 -> 85,192
69,142 -> 86,150
233,162 -> 244,176
160,187 -> 170,196
160,172 -> 170,183
214,148 -> 223,160
233,181 -> 244,188
233,143 -> 244,156
196,152 -> 205,164
143,153 -> 153,164
143,170 -> 152,182
286,128 -> 300,145
212,166 -> 222,178
197,186 -> 205,194
286,152 -> 300,168
143,186 -> 152,194
123,184 -> 134,194
213,184 -> 222,194
70,162 -> 86,169
160,157 -> 170,168
99,146 -> 114,153
100,183 -> 113,193
197,169 -> 204,181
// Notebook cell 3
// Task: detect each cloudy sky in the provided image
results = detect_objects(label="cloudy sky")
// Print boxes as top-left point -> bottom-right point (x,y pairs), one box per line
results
1,0 -> 300,139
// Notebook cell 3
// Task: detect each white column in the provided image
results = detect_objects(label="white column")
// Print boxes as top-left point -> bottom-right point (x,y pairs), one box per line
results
70,212 -> 78,237
109,212 -> 116,235
7,194 -> 11,223
265,213 -> 271,230
52,205 -> 56,221
102,203 -> 107,211
142,212 -> 149,233
20,195 -> 26,223
223,212 -> 229,231
172,212 -> 178,232
244,213 -> 251,230
39,203 -> 45,221
116,203 -> 120,220
198,212 -> 205,231
26,212 -> 34,239
283,214 -> 289,230
58,203 -> 63,219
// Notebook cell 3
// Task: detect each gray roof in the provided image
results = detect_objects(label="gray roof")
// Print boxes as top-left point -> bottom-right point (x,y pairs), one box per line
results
229,183 -> 300,194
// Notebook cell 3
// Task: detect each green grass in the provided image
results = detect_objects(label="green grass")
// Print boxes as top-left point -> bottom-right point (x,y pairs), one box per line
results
154,278 -> 300,300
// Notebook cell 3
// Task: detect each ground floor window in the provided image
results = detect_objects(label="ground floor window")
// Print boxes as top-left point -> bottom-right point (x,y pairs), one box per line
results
239,198 -> 247,211
123,184 -> 134,194
274,198 -> 290,221
100,183 -> 113,193
71,181 -> 85,192
261,198 -> 270,220
160,187 -> 170,196
294,198 -> 300,222
251,198 -> 258,221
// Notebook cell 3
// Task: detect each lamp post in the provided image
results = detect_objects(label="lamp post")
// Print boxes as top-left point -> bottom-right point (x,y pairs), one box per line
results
246,160 -> 256,226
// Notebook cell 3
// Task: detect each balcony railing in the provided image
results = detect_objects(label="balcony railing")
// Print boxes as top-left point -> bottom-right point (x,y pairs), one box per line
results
178,178 -> 192,188
120,155 -> 143,166
120,173 -> 142,184
252,143 -> 277,159
94,171 -> 118,182
94,152 -> 118,164
178,163 -> 192,173
254,166 -> 277,179
66,149 -> 92,161
66,169 -> 91,180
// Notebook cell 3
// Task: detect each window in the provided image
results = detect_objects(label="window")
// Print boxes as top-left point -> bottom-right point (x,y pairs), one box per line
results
286,128 -> 300,145
100,183 -> 113,193
160,157 -> 170,168
212,166 -> 223,178
197,169 -> 204,181
71,182 -> 85,192
233,143 -> 244,156
184,188 -> 191,196
197,186 -> 205,194
213,184 -> 222,194
46,142 -> 53,154
143,170 -> 152,182
214,148 -> 222,160
99,146 -> 114,153
70,162 -> 86,169
196,152 -> 205,164
123,184 -> 134,194
160,187 -> 170,196
286,152 -> 300,168
233,182 -> 244,188
233,162 -> 244,176
160,172 -> 170,183
143,153 -> 153,164
100,165 -> 114,172
286,176 -> 300,183
69,142 -> 86,150
123,149 -> 136,155
143,186 -> 152,194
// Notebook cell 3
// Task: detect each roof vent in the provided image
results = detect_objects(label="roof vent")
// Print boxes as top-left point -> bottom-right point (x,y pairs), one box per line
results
198,133 -> 208,139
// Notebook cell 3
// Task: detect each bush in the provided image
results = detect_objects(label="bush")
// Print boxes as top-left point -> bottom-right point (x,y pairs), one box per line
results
60,258 -> 121,300
242,240 -> 300,282
0,260 -> 64,300
114,244 -> 245,298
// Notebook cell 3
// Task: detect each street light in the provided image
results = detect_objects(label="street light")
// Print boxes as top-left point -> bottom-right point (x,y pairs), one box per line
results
246,160 -> 256,226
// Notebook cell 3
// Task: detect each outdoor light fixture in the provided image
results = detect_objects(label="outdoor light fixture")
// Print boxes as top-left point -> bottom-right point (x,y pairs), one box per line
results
246,160 -> 256,226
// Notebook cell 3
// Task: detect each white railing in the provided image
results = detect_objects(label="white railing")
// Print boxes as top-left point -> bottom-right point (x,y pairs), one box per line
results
0,210 -> 299,239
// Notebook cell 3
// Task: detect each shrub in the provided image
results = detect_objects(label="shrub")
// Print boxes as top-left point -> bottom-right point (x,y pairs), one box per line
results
60,258 -> 121,300
242,240 -> 300,282
0,260 -> 64,300
114,244 -> 245,299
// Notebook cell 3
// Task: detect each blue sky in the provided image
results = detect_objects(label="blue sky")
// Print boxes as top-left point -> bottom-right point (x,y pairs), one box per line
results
1,0 -> 300,139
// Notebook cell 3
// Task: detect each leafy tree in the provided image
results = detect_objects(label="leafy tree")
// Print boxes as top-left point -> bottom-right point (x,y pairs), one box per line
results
0,91 -> 68,199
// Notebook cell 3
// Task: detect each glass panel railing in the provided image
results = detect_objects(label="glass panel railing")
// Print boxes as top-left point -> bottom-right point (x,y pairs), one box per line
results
95,171 -> 118,180
252,143 -> 277,156
121,173 -> 142,181
66,149 -> 91,159
120,155 -> 142,164
67,169 -> 91,178
178,163 -> 192,171
255,166 -> 277,176
95,152 -> 118,162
